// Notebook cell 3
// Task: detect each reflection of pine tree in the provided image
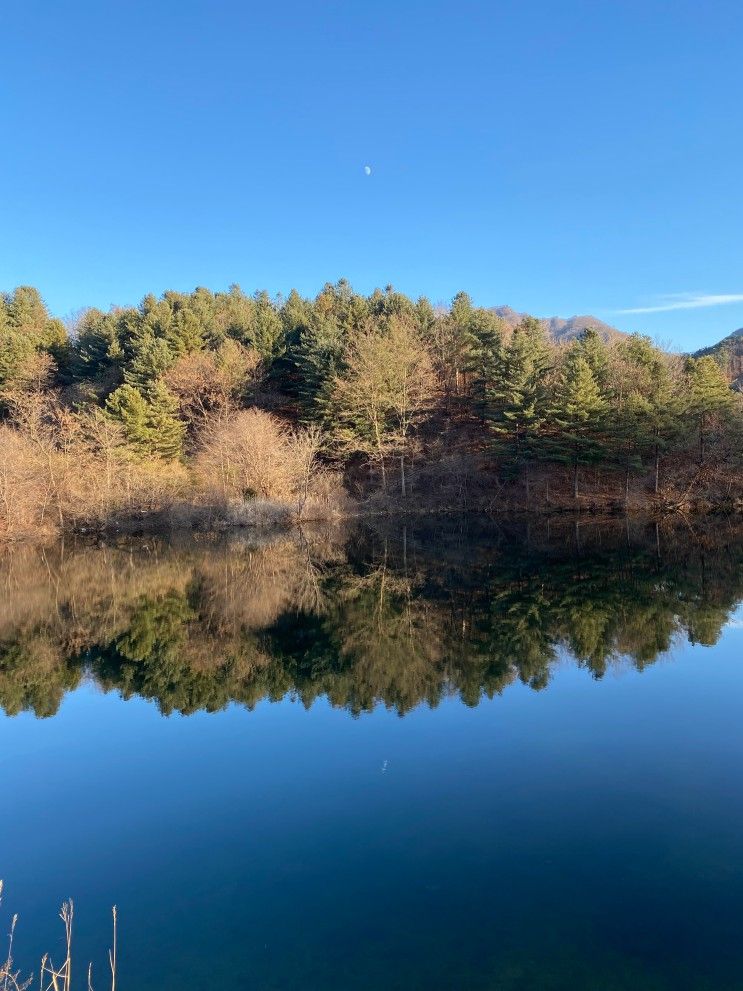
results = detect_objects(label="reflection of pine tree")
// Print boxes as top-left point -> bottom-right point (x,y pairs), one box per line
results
487,585 -> 556,690
3,526 -> 743,719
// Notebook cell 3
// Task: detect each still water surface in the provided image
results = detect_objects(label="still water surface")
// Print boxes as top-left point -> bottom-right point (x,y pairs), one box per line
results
1,519 -> 742,989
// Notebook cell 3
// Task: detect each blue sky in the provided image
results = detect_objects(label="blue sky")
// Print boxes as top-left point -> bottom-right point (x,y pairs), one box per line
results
1,0 -> 742,350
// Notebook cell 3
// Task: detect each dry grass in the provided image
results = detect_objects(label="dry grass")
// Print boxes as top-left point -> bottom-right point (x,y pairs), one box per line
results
0,882 -> 117,991
0,399 -> 350,543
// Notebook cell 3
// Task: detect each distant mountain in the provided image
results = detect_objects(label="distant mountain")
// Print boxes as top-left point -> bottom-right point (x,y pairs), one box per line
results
491,306 -> 624,344
693,327 -> 743,391
489,307 -> 742,390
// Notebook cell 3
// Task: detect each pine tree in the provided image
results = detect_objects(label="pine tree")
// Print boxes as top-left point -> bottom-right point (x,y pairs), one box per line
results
72,310 -> 123,381
0,287 -> 67,401
414,297 -> 437,340
5,286 -> 49,337
487,320 -> 551,490
610,335 -> 680,495
146,381 -> 186,459
106,382 -> 184,459
251,291 -> 284,362
466,309 -> 505,420
684,356 -> 736,463
124,336 -> 176,395
314,279 -> 369,334
368,284 -> 416,321
573,326 -> 610,390
293,313 -> 346,419
280,289 -> 312,338
219,284 -> 256,348
106,384 -> 153,453
549,351 -> 608,499
444,291 -> 478,394
270,289 -> 312,395
167,305 -> 206,356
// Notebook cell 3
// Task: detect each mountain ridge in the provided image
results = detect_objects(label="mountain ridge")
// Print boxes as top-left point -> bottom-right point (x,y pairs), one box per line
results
490,306 -> 626,344
693,326 -> 743,390
492,308 -> 742,388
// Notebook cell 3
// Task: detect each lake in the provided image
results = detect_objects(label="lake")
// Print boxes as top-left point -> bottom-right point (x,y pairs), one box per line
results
1,518 -> 742,990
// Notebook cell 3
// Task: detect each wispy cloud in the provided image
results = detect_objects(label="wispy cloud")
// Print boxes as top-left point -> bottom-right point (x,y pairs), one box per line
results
617,293 -> 743,315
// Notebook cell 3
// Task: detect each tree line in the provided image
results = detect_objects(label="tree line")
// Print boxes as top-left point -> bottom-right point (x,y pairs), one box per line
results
1,281 -> 742,538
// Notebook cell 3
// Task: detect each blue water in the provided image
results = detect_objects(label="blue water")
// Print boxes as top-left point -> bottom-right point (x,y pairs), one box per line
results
1,529 -> 742,989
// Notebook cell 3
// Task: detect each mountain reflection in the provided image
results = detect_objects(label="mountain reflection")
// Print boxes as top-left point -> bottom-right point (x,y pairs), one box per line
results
1,518 -> 742,719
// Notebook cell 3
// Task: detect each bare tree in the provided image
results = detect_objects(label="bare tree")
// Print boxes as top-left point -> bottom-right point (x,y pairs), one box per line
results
164,341 -> 261,442
329,316 -> 438,495
195,408 -> 324,508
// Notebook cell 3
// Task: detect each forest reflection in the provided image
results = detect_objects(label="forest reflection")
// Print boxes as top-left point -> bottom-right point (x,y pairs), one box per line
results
1,518 -> 742,719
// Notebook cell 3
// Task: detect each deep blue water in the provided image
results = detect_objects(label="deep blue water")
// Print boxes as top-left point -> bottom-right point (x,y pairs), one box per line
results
1,525 -> 742,989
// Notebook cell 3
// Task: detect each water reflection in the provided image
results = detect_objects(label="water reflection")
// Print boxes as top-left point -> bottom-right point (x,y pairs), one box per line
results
1,518 -> 742,719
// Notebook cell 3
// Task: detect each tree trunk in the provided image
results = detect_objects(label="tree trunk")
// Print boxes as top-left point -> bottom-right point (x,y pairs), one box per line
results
699,418 -> 705,465
573,456 -> 579,500
374,422 -> 387,494
624,463 -> 630,506
654,442 -> 660,495
400,455 -> 406,498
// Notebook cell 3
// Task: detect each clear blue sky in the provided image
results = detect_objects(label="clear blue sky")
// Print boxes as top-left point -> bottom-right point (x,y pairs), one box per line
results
2,0 -> 742,350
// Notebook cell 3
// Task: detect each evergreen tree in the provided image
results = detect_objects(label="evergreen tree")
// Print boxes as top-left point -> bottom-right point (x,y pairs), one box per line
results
146,380 -> 186,459
280,288 -> 312,337
187,287 -> 220,345
106,384 -> 152,453
251,290 -> 284,362
549,350 -> 608,498
314,279 -> 369,334
124,331 -> 175,392
106,382 -> 184,458
684,356 -> 736,462
443,291 -> 478,394
219,283 -> 256,348
610,335 -> 680,495
167,304 -> 206,355
487,320 -> 551,488
466,309 -> 505,419
368,284 -> 416,321
5,285 -> 49,337
72,310 -> 123,382
0,287 -> 67,401
572,326 -> 610,390
292,312 -> 346,419
414,297 -> 437,340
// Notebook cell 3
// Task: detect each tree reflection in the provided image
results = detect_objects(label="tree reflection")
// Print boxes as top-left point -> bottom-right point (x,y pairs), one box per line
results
1,519 -> 742,719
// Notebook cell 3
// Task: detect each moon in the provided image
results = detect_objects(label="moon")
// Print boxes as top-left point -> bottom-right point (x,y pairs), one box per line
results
364,165 -> 372,176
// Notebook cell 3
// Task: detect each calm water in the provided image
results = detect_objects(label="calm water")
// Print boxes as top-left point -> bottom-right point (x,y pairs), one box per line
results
1,519 -> 743,990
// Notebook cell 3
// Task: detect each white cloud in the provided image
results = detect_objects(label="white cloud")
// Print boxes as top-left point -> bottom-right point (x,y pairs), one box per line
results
617,293 -> 743,315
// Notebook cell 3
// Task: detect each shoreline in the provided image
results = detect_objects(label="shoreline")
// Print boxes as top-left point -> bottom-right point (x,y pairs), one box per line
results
3,495 -> 742,547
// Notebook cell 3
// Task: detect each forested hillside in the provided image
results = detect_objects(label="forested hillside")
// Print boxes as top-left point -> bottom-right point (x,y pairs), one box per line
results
1,281 -> 742,540
694,328 -> 743,391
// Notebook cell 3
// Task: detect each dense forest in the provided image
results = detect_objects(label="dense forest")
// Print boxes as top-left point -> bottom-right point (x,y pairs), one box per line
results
1,281 -> 742,540
1,519 -> 741,719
